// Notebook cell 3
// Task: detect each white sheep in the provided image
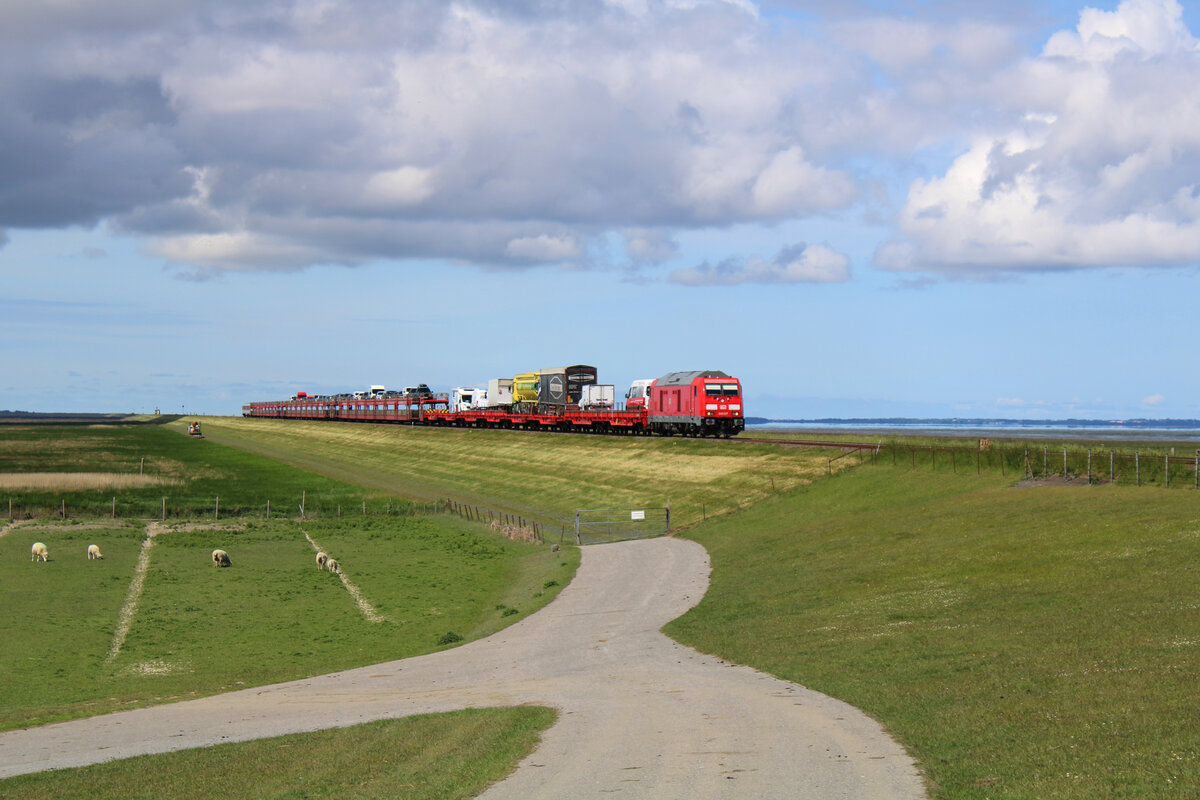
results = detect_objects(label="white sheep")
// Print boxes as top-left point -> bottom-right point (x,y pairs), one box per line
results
31,542 -> 48,562
326,558 -> 339,574
211,549 -> 231,567
87,544 -> 103,560
316,551 -> 328,571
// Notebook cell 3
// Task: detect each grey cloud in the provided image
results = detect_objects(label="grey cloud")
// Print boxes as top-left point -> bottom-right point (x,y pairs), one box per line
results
624,229 -> 680,265
0,1 -> 872,274
670,242 -> 850,286
6,0 -> 1164,278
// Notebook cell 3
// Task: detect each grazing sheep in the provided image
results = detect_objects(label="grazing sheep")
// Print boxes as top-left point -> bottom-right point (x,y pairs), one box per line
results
326,559 -> 339,574
211,549 -> 231,567
87,544 -> 103,560
316,551 -> 329,571
31,542 -> 48,562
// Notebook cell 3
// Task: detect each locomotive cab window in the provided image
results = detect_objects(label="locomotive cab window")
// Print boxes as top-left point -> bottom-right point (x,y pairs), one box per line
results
705,383 -> 740,397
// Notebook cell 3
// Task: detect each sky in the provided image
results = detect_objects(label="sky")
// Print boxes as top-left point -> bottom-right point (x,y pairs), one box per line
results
3,0 -> 1200,419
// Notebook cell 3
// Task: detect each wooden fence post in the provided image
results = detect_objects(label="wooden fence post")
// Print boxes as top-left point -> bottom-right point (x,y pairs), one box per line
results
1166,455 -> 1170,488
1136,452 -> 1140,486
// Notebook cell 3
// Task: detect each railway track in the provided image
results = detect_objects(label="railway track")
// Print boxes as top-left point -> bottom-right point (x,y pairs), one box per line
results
732,436 -> 881,451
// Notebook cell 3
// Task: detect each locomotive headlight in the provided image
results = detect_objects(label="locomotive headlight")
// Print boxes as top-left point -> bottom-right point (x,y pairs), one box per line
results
706,404 -> 719,411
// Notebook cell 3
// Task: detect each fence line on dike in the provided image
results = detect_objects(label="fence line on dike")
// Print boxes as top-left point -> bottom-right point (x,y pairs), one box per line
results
442,498 -> 545,543
4,494 -> 444,523
831,439 -> 1200,488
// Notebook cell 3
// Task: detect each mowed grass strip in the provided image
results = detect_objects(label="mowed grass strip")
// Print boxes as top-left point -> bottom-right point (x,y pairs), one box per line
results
666,467 -> 1200,799
0,707 -> 555,800
200,417 -> 835,527
0,473 -> 183,491
0,517 -> 577,730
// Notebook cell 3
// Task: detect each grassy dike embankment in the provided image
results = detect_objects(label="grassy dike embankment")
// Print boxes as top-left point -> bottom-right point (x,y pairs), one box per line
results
197,416 -> 834,527
667,465 -> 1200,799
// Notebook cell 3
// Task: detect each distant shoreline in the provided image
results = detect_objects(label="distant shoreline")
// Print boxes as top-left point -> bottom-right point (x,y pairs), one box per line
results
0,411 -> 179,425
746,417 -> 1200,442
747,417 -> 1200,429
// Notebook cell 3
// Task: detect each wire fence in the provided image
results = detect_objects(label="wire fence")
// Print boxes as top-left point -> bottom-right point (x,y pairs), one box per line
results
4,493 -> 442,522
441,498 -> 545,543
827,439 -> 1200,488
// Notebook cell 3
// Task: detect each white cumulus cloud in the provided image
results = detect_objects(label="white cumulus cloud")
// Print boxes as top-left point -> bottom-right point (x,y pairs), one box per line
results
877,0 -> 1200,276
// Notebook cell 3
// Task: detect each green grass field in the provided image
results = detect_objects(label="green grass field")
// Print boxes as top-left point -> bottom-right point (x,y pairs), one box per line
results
0,515 -> 573,730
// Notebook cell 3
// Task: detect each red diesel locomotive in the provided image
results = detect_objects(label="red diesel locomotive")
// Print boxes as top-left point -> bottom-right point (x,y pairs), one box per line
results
647,370 -> 745,437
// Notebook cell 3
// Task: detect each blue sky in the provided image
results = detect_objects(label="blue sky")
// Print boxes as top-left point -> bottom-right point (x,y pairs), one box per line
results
3,0 -> 1199,419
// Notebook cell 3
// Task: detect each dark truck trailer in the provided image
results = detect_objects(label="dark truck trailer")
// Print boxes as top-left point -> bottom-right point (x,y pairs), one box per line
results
540,364 -> 597,406
538,370 -> 568,407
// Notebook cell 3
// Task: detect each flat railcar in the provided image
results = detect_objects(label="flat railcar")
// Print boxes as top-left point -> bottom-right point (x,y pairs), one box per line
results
241,393 -> 652,434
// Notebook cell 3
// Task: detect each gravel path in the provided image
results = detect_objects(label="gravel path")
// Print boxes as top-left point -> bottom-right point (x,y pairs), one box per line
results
0,537 -> 926,798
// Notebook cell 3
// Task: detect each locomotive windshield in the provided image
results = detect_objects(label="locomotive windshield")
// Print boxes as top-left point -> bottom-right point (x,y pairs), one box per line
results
704,383 -> 740,397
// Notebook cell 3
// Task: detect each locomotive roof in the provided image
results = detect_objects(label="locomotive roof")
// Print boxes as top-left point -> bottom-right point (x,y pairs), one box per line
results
655,370 -> 732,386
